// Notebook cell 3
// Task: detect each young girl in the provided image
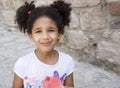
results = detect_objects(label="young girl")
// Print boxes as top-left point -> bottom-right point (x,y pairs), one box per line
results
12,0 -> 74,88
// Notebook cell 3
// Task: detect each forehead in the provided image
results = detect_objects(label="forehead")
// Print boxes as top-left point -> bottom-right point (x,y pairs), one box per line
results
33,16 -> 57,27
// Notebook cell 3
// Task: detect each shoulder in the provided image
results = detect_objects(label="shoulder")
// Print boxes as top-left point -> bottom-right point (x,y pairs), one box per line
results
58,51 -> 75,75
21,51 -> 34,59
14,51 -> 34,76
15,51 -> 34,64
58,51 -> 74,64
59,51 -> 73,59
14,51 -> 35,79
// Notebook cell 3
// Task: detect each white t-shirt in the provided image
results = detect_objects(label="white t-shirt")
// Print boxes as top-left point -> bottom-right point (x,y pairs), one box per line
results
14,50 -> 74,88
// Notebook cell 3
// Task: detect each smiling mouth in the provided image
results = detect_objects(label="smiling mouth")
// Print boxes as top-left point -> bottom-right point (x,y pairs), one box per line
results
41,42 -> 51,46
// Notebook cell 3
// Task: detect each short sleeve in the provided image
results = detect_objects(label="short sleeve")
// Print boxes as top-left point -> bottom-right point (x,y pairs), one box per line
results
66,56 -> 75,76
14,58 -> 25,79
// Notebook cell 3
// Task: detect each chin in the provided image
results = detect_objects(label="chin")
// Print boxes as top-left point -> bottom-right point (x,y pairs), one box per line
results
41,48 -> 54,53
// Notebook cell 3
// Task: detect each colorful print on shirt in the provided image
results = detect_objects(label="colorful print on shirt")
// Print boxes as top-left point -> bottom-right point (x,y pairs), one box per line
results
24,71 -> 67,88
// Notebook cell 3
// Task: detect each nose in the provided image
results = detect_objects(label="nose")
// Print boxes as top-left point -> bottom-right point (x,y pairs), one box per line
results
42,32 -> 50,40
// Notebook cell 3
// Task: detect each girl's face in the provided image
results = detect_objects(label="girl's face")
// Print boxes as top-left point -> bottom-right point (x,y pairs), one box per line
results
29,16 -> 62,52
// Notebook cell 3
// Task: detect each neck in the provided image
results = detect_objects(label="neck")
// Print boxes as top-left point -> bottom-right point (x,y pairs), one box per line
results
35,48 -> 54,60
35,48 -> 58,65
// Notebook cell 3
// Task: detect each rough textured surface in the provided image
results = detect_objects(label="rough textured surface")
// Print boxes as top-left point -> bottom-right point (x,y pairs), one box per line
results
65,30 -> 89,49
97,41 -> 120,64
108,1 -> 120,15
80,7 -> 105,30
74,62 -> 120,88
0,0 -> 120,87
110,19 -> 120,29
65,0 -> 101,7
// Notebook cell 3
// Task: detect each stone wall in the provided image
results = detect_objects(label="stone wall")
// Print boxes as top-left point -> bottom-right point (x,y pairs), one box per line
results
0,0 -> 120,75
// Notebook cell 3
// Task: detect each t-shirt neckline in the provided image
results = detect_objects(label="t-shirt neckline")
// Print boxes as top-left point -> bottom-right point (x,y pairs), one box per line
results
33,50 -> 60,68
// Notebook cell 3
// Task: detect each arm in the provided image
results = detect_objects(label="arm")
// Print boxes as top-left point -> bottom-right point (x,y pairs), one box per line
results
12,73 -> 24,88
64,72 -> 74,88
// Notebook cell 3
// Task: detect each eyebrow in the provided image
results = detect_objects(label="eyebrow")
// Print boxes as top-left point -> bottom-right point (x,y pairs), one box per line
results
37,26 -> 56,29
49,26 -> 57,29
33,27 -> 41,31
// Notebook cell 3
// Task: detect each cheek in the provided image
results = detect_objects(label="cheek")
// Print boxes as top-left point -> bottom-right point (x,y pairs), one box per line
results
32,35 -> 40,42
50,34 -> 59,40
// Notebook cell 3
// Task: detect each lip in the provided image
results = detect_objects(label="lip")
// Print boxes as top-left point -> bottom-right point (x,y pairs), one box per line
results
41,42 -> 51,46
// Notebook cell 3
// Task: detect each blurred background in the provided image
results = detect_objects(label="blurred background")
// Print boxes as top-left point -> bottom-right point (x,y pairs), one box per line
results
0,0 -> 120,87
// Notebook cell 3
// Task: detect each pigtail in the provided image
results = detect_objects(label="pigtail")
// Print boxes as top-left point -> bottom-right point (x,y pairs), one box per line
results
50,0 -> 72,26
15,1 -> 35,33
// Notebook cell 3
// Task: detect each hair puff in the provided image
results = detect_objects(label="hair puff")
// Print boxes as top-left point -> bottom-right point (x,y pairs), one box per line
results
50,0 -> 72,26
15,1 -> 35,33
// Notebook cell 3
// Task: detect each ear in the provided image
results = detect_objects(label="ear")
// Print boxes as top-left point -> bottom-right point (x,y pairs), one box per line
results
28,34 -> 33,40
58,33 -> 62,40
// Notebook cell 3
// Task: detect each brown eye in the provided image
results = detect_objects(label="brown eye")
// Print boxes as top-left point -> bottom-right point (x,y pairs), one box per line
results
48,27 -> 57,32
35,30 -> 41,33
48,29 -> 55,32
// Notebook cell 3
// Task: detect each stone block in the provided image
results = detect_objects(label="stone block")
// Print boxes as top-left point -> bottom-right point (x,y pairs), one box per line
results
65,0 -> 101,7
0,0 -> 12,9
0,11 -> 4,24
69,8 -> 80,28
97,41 -> 120,65
0,1 -> 2,9
102,31 -> 120,43
55,44 -> 81,61
102,30 -> 112,39
0,0 -> 23,9
2,10 -> 17,26
57,34 -> 66,44
35,0 -> 48,7
110,19 -> 120,29
107,1 -> 120,15
65,29 -> 89,50
107,0 -> 120,2
12,1 -> 24,10
74,62 -> 120,88
80,7 -> 105,30
110,32 -> 120,42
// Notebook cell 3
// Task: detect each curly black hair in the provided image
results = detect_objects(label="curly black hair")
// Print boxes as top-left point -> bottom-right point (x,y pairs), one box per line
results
15,0 -> 72,34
